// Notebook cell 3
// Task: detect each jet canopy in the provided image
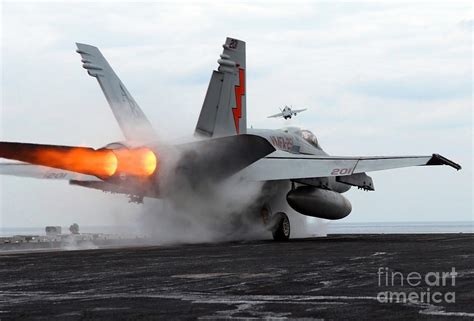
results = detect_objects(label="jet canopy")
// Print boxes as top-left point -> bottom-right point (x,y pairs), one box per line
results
283,127 -> 321,149
301,129 -> 320,149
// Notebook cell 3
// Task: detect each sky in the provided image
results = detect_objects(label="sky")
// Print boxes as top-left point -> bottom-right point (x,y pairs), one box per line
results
1,1 -> 472,228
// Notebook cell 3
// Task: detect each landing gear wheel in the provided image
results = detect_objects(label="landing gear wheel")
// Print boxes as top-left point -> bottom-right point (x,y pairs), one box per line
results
272,212 -> 290,241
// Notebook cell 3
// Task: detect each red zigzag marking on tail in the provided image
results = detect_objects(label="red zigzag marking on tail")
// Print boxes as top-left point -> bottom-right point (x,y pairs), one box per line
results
232,68 -> 245,134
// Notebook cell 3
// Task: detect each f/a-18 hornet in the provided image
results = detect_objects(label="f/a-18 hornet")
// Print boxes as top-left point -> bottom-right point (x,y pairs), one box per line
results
268,105 -> 307,119
0,37 -> 461,240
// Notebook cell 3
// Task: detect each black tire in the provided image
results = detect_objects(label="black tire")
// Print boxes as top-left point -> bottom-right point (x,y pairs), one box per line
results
272,212 -> 290,241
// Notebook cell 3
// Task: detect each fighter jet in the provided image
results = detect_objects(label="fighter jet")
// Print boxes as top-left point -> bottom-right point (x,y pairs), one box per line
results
0,38 -> 461,241
268,106 -> 307,119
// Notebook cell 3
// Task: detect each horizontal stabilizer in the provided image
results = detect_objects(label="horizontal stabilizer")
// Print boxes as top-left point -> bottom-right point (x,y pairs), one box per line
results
175,134 -> 275,183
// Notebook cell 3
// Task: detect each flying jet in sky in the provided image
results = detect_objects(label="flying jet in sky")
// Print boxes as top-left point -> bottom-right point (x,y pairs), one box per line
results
268,106 -> 307,119
0,38 -> 461,241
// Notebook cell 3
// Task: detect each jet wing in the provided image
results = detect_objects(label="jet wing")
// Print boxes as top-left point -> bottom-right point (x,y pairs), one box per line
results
238,152 -> 461,181
292,108 -> 307,114
0,162 -> 100,181
267,112 -> 284,118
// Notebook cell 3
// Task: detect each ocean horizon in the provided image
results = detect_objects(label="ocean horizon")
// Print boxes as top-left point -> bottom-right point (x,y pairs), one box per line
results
1,221 -> 472,237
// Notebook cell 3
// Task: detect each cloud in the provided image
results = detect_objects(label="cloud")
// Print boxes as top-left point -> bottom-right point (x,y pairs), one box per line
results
349,74 -> 472,100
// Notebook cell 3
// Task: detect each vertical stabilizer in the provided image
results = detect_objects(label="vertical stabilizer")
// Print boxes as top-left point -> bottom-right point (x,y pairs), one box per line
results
195,38 -> 246,138
76,43 -> 156,143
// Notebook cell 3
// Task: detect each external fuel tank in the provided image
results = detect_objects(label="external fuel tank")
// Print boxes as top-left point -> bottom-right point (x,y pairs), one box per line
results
286,186 -> 352,219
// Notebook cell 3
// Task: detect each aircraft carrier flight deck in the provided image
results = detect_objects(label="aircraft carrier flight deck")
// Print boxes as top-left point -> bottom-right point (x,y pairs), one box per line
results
0,233 -> 473,320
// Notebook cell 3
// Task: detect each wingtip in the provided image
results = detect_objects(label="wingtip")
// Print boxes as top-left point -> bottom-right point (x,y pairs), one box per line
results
427,154 -> 462,171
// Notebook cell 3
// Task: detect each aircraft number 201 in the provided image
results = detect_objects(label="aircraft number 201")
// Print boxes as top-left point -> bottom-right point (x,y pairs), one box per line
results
331,168 -> 353,176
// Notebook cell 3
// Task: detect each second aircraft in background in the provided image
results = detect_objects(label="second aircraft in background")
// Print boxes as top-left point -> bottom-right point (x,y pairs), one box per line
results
268,105 -> 307,119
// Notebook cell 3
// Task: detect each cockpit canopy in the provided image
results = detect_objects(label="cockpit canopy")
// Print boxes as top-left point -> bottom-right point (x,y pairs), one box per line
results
283,127 -> 321,149
301,129 -> 320,149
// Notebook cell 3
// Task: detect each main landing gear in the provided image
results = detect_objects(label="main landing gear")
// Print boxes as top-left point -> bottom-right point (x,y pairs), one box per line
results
260,205 -> 290,241
271,212 -> 290,241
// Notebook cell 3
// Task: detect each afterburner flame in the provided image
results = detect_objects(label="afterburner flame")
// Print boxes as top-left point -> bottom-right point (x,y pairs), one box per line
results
0,142 -> 157,178
37,147 -> 119,177
113,148 -> 157,176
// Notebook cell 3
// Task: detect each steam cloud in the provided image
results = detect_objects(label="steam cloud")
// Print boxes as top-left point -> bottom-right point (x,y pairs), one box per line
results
121,140 -> 326,244
133,142 -> 269,244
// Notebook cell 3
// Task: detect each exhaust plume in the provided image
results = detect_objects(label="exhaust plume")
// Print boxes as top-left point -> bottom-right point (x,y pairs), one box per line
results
0,142 -> 157,178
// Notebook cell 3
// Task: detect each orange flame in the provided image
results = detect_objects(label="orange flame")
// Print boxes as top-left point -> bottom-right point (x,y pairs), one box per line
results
0,142 -> 158,178
113,148 -> 158,177
38,147 -> 119,177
